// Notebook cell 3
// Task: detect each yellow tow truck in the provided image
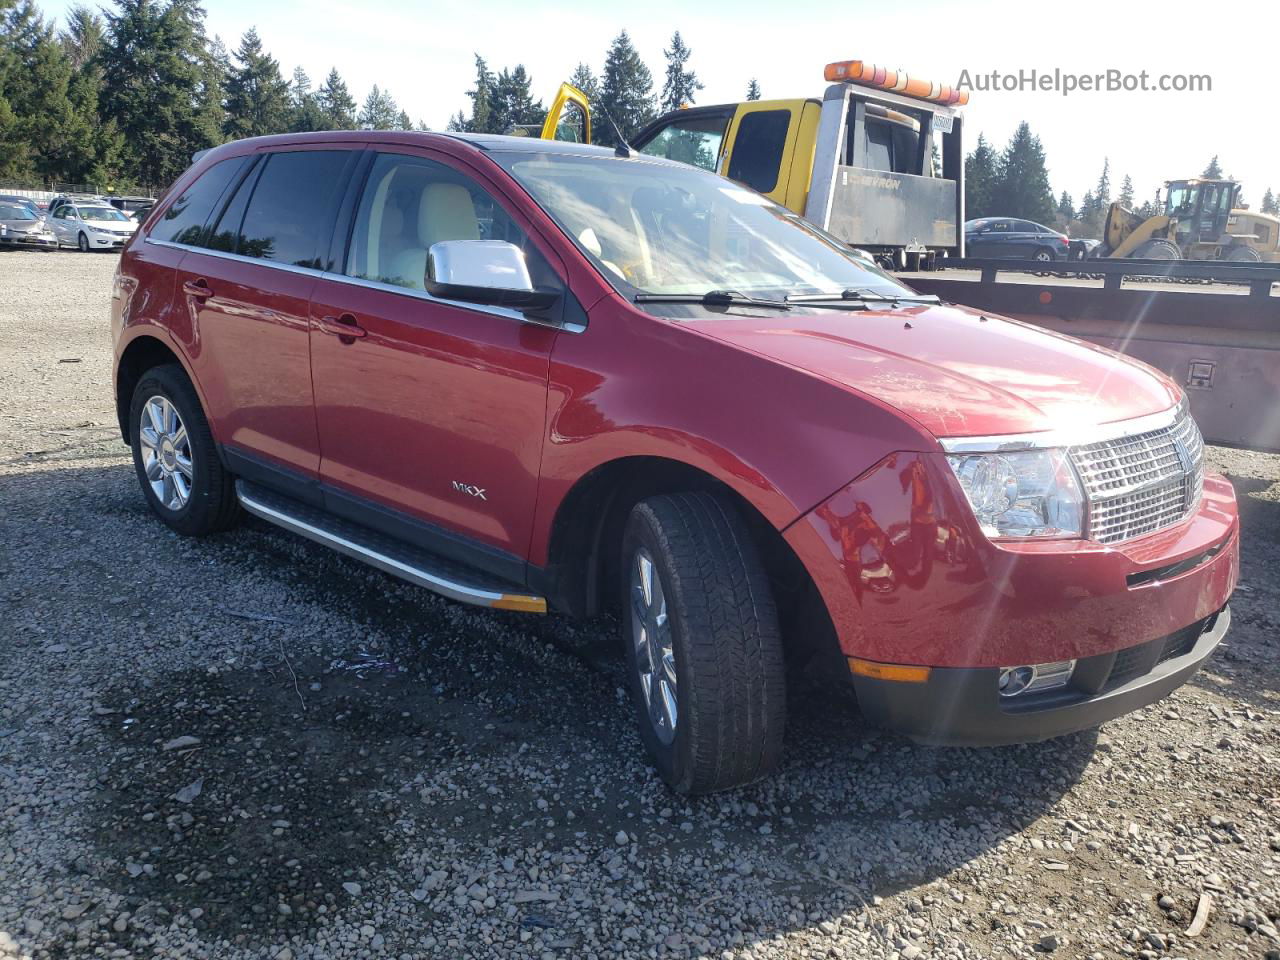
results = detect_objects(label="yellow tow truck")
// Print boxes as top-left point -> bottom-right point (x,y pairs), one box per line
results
539,60 -> 969,268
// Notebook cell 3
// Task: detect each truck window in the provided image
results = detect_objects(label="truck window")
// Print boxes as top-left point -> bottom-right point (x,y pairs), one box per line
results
637,114 -> 730,171
726,110 -> 790,194
864,123 -> 893,172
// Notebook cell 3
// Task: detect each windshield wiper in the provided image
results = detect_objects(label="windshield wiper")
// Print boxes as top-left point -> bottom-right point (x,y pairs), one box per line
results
787,288 -> 940,305
634,289 -> 792,310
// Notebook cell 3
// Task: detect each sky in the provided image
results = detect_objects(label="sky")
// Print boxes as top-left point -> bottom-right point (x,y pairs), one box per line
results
41,0 -> 1280,207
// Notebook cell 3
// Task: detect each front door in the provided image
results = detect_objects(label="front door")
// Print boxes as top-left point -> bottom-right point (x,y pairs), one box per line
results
308,148 -> 562,560
540,83 -> 592,143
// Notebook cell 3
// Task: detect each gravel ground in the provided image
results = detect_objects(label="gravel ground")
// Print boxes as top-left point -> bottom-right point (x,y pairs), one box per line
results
1,248 -> 1278,960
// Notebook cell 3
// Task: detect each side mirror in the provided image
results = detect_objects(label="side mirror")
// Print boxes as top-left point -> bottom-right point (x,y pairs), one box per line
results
425,240 -> 559,313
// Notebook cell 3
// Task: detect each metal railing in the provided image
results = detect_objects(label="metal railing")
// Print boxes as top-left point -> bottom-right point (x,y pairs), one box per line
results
935,257 -> 1280,299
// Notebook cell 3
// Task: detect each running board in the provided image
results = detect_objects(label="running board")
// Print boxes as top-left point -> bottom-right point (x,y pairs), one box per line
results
235,480 -> 547,613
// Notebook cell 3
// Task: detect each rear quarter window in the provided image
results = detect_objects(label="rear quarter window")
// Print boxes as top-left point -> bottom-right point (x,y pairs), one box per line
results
150,156 -> 248,246
726,110 -> 790,194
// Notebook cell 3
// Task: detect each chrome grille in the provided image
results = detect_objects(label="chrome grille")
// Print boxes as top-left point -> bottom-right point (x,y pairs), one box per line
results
1070,408 -> 1204,544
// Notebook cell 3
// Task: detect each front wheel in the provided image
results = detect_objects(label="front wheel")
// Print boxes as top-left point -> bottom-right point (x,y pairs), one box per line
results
621,492 -> 786,794
1134,239 -> 1181,260
129,364 -> 239,536
77,232 -> 90,253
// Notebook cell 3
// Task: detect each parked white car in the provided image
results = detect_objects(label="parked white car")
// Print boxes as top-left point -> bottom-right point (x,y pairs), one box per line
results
48,202 -> 138,252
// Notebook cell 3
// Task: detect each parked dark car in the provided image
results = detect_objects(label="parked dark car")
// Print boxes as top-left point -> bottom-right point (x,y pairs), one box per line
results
112,131 -> 1236,794
965,218 -> 1070,261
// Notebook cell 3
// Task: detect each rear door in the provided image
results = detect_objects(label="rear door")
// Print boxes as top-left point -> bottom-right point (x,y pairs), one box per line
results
171,145 -> 358,486
307,147 -> 564,565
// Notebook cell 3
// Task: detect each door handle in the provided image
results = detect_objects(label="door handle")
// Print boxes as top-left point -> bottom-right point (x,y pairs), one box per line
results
182,278 -> 212,300
318,313 -> 367,340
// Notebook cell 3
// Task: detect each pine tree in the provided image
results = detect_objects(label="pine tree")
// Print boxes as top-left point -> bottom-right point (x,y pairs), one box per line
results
746,78 -> 761,101
60,4 -> 102,70
991,122 -> 1055,223
99,0 -> 220,185
465,54 -> 494,132
223,28 -> 290,139
568,62 -> 598,103
488,65 -> 544,134
1203,155 -> 1223,178
597,30 -> 655,147
963,133 -> 1000,220
1057,190 -> 1075,223
660,31 -> 701,113
358,85 -> 400,130
1118,174 -> 1134,209
4,0 -> 100,183
288,65 -> 327,131
1094,158 -> 1111,210
1262,188 -> 1277,216
315,68 -> 356,129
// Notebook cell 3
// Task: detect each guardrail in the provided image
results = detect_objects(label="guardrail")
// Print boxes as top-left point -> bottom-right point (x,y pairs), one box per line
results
935,257 -> 1280,299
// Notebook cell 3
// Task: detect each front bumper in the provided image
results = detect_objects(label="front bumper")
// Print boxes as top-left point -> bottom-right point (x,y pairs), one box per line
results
852,606 -> 1229,745
0,232 -> 57,248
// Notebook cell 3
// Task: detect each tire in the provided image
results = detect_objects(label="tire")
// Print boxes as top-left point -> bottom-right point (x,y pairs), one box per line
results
1133,239 -> 1181,260
1033,247 -> 1055,262
1226,245 -> 1262,262
77,232 -> 90,253
621,492 -> 786,794
129,364 -> 239,536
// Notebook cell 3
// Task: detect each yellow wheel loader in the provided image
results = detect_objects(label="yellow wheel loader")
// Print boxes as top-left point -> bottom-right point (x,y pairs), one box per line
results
1099,178 -> 1280,261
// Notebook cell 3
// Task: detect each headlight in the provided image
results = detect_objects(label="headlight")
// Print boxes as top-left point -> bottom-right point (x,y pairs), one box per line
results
945,449 -> 1083,538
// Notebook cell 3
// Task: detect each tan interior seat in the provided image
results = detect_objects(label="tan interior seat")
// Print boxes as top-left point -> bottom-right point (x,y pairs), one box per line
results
577,227 -> 626,280
390,183 -> 480,290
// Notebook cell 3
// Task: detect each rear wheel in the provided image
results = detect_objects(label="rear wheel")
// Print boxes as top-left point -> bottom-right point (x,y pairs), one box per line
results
129,364 -> 239,536
1226,245 -> 1262,262
1133,239 -> 1181,259
1033,247 -> 1055,262
77,232 -> 90,253
621,492 -> 786,794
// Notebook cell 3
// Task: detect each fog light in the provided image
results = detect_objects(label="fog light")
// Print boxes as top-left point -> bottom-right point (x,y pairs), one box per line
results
998,660 -> 1075,698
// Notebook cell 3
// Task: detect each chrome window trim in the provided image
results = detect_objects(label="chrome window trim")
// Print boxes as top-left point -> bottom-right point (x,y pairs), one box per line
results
144,237 -> 584,332
938,399 -> 1187,454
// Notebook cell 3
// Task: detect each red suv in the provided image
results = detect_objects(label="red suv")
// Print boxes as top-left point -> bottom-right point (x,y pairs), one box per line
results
112,132 -> 1239,794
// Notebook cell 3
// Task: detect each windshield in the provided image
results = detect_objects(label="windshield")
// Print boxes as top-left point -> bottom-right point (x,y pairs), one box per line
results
492,151 -> 917,302
0,204 -> 35,220
81,206 -> 130,222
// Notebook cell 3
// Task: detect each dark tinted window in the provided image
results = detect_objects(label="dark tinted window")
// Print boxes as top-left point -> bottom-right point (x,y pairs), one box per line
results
1016,220 -> 1043,233
726,110 -> 790,194
233,151 -> 350,266
151,156 -> 248,246
206,158 -> 259,253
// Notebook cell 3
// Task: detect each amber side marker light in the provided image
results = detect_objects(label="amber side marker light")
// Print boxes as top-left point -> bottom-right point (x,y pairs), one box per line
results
848,658 -> 931,683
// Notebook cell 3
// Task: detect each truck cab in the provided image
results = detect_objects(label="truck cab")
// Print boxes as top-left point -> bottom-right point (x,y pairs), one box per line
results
624,62 -> 968,268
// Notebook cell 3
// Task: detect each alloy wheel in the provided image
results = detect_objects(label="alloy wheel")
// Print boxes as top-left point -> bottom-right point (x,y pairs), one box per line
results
138,395 -> 193,511
630,547 -> 678,745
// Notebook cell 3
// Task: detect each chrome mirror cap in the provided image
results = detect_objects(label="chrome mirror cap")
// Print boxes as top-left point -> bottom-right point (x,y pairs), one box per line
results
427,240 -> 534,293
425,240 -> 559,315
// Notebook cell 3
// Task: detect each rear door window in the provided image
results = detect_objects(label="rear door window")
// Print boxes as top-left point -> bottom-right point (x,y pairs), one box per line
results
150,156 -> 249,246
726,110 -> 790,194
226,150 -> 351,267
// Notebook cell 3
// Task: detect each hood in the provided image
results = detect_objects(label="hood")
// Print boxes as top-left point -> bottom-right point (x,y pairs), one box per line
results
692,302 -> 1179,439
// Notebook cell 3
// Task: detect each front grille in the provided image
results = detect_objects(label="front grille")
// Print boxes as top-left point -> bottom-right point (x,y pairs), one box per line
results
1070,408 -> 1204,544
1106,644 -> 1149,689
